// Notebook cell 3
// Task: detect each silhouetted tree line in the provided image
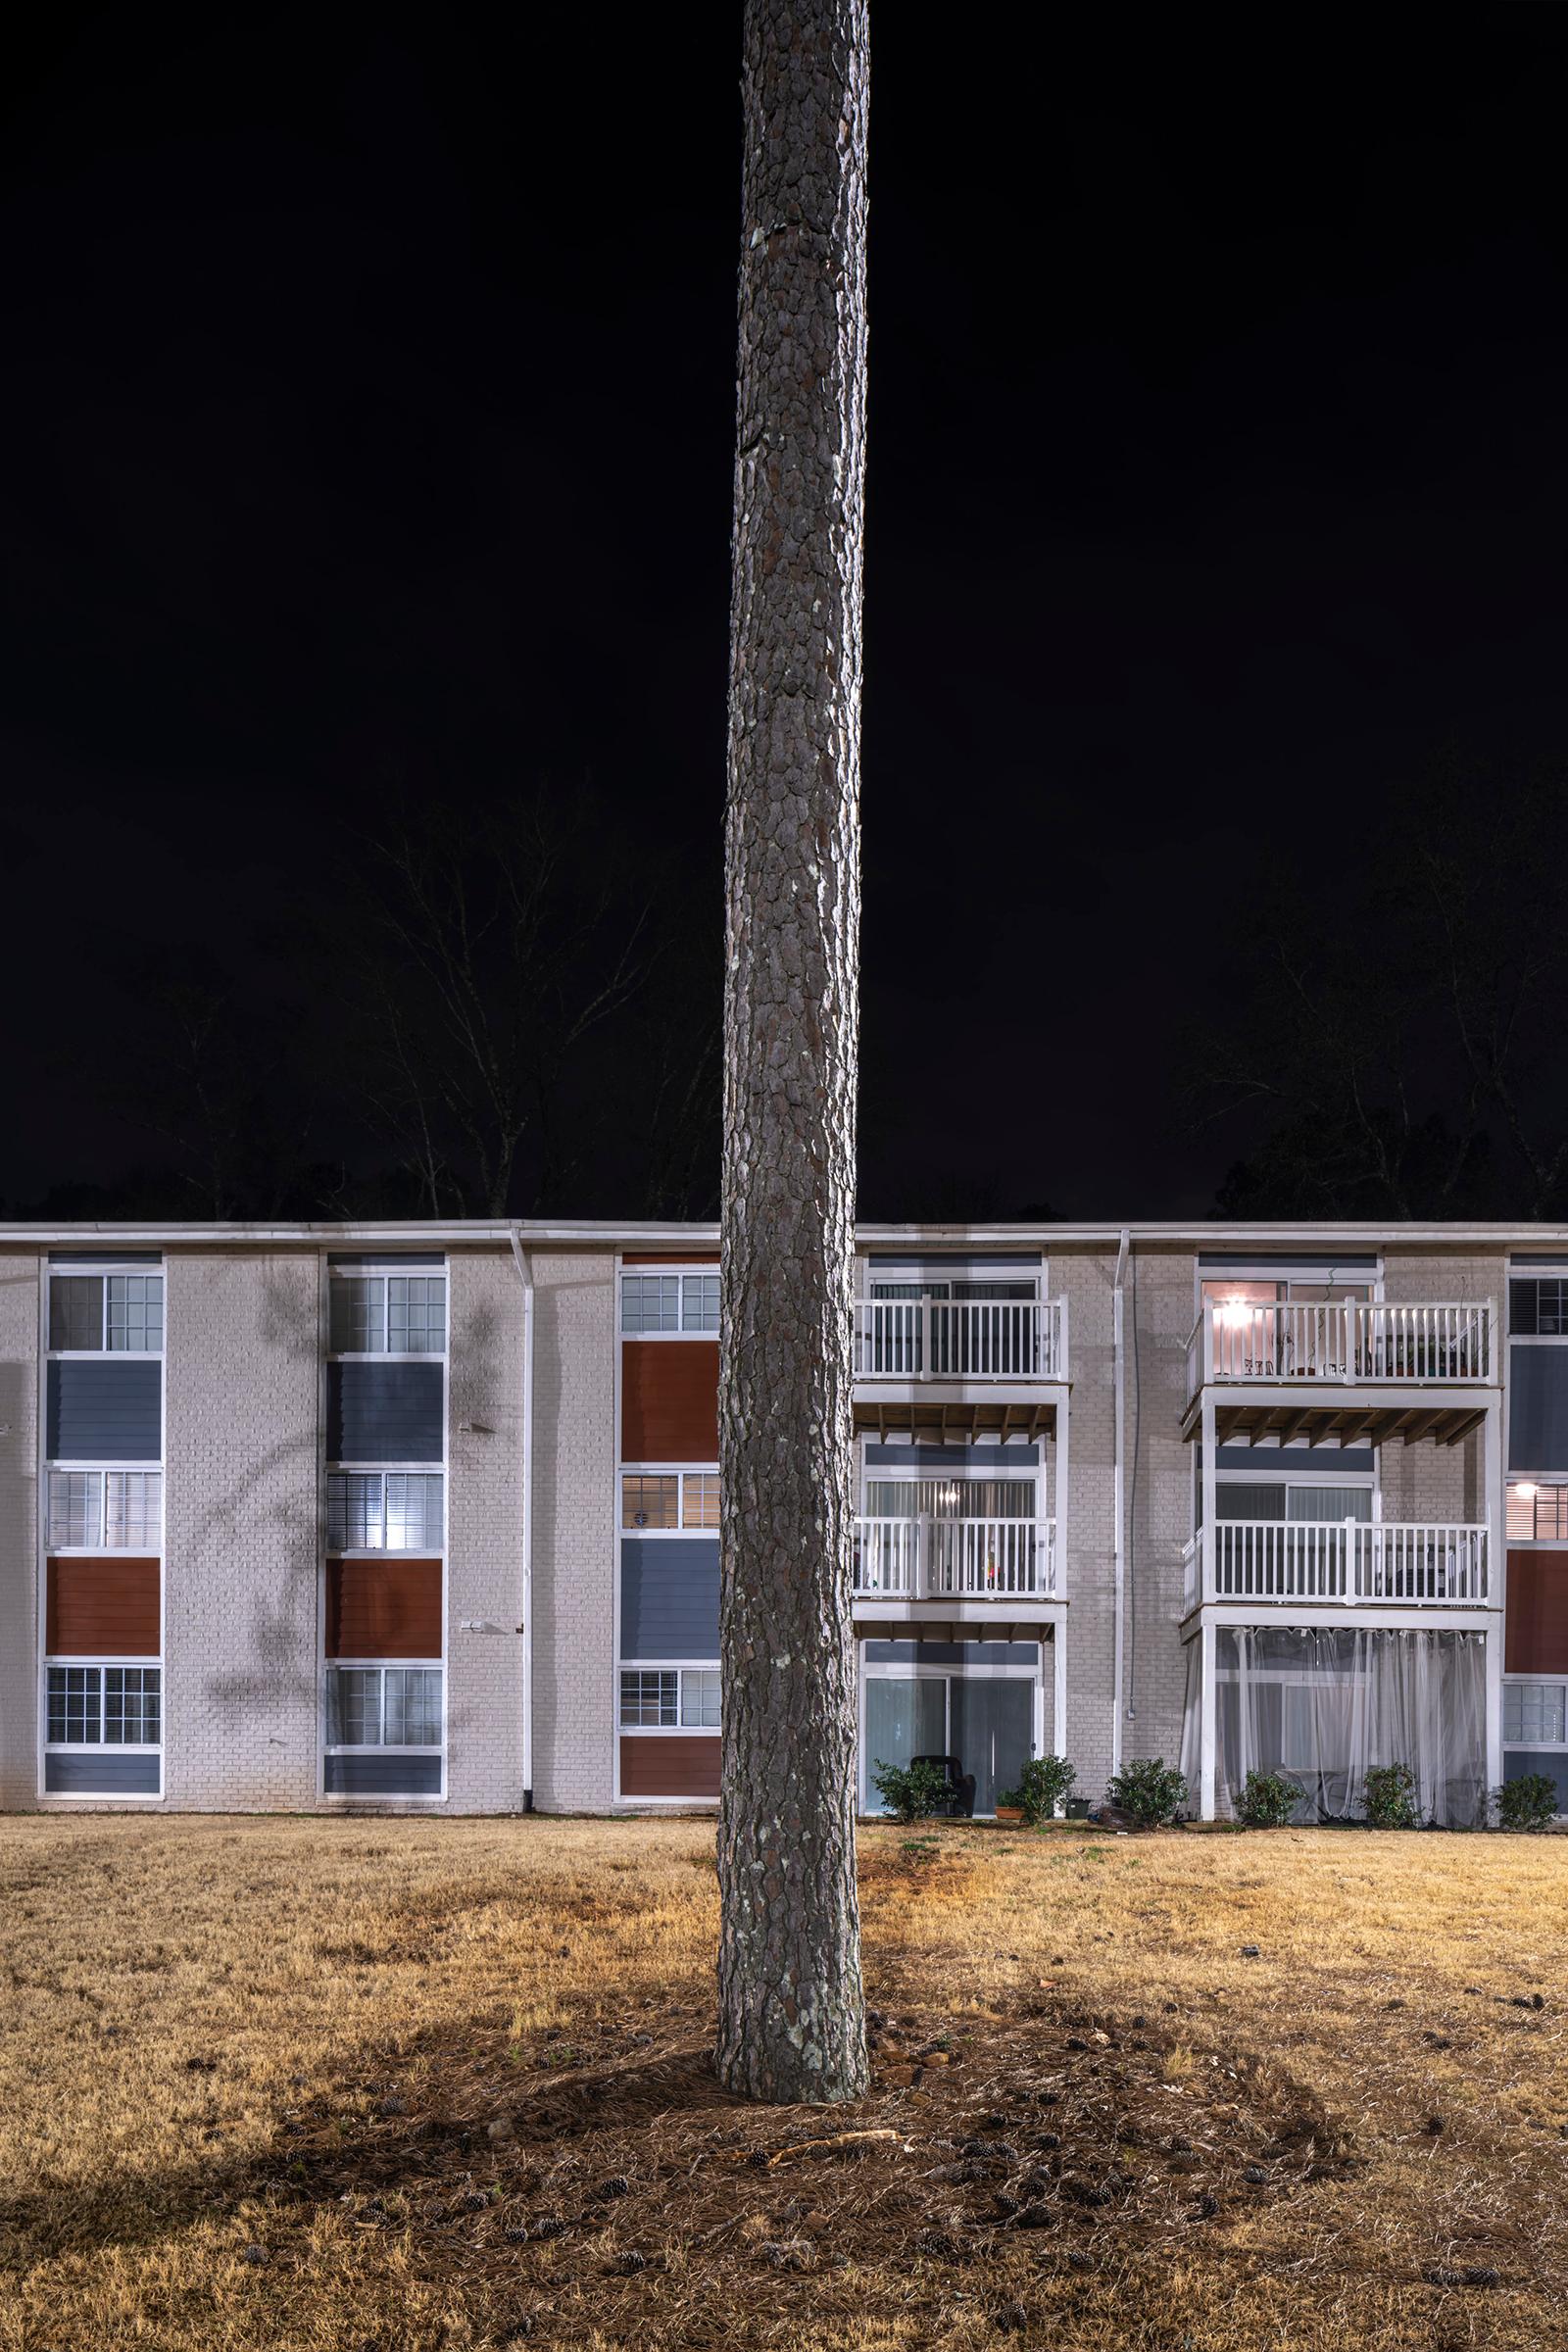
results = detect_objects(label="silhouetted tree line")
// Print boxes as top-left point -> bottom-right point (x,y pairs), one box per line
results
13,788 -> 723,1222
1188,760 -> 1568,1219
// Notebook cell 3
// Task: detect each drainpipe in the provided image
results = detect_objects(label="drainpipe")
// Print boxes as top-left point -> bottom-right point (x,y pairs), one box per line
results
508,1227 -> 536,1813
1111,1228 -> 1130,1779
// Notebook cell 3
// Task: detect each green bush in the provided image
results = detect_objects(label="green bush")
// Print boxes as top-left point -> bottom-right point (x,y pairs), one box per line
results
870,1757 -> 950,1824
1495,1774 -> 1559,1832
1237,1769 -> 1300,1828
1018,1755 -> 1077,1825
1104,1756 -> 1188,1827
1362,1762 -> 1419,1829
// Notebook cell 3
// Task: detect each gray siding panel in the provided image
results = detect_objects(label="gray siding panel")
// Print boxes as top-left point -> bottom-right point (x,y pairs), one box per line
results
46,1360 -> 162,1461
323,1752 -> 442,1795
44,1751 -> 160,1794
1503,1750 -> 1568,1811
620,1539 -> 720,1658
864,1444 -> 1040,1470
863,1640 -> 1041,1665
1508,1347 -> 1568,1472
328,1362 -> 444,1464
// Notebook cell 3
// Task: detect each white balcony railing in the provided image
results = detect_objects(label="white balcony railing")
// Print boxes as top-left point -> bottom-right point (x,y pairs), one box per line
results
854,1515 -> 1059,1601
854,1296 -> 1067,1384
1185,1299 -> 1494,1399
1182,1519 -> 1490,1610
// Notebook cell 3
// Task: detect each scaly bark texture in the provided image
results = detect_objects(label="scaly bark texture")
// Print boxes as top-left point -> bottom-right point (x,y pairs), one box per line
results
716,0 -> 870,2105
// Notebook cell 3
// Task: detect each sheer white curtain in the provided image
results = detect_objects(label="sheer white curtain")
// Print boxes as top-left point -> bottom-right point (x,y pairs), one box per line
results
1213,1628 -> 1485,1827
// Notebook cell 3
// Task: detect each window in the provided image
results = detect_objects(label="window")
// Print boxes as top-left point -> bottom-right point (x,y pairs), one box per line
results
46,1470 -> 163,1550
1511,1278 -> 1568,1338
49,1271 -> 164,1353
327,1471 -> 443,1550
620,1271 -> 719,1334
325,1665 -> 442,1747
620,1469 -> 719,1530
1503,1681 -> 1567,1745
329,1270 -> 446,1355
619,1667 -> 720,1729
46,1665 -> 161,1746
864,1477 -> 1036,1520
1508,1482 -> 1568,1542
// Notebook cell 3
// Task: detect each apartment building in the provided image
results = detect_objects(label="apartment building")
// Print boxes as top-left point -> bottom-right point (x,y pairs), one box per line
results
1,1221 -> 1565,1823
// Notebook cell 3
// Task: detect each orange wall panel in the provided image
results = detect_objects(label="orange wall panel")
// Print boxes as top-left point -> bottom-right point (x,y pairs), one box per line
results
326,1557 -> 443,1659
618,1735 -> 721,1798
1505,1551 -> 1568,1673
46,1557 -> 160,1657
621,1341 -> 718,1462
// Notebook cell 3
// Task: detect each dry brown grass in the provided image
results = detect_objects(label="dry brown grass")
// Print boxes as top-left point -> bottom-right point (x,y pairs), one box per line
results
2,1814 -> 1566,2349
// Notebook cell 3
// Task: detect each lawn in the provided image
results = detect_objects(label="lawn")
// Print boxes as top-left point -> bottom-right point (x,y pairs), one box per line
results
2,1816 -> 1565,2351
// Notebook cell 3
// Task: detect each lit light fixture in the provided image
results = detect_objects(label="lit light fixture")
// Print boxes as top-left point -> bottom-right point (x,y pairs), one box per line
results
940,1483 -> 959,1510
1216,1296 -> 1255,1329
1515,1483 -> 1539,1501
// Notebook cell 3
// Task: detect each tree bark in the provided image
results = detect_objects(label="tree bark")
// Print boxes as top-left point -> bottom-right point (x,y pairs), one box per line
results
716,0 -> 870,2105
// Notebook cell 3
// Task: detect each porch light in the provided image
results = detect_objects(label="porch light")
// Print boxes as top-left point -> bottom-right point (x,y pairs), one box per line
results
1216,1297 -> 1255,1328
940,1483 -> 959,1510
1515,1483 -> 1539,1501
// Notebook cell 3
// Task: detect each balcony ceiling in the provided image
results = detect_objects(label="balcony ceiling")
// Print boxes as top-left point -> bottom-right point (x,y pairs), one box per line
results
1187,1397 -> 1488,1447
852,1396 -> 1057,1442
853,1609 -> 1060,1642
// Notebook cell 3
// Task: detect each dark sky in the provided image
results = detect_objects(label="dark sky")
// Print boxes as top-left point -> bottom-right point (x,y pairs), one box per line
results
4,8 -> 1568,1218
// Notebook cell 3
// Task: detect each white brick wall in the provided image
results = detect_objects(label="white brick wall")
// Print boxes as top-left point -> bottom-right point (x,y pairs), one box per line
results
445,1250 -> 528,1813
164,1251 -> 320,1809
0,1252 -> 40,1807
528,1251 -> 616,1812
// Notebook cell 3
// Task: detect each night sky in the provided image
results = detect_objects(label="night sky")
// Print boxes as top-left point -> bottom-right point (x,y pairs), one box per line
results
5,9 -> 1568,1220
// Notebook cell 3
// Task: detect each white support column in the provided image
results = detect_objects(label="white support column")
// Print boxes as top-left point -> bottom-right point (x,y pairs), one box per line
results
1200,1395 -> 1217,1604
1052,1614 -> 1067,1765
1199,1616 -> 1218,1821
1484,1393 -> 1505,1809
1054,1397 -> 1070,1606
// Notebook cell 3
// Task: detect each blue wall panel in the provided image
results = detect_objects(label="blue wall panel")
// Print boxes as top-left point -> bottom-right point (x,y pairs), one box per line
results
328,1362 -> 444,1463
323,1753 -> 442,1795
1503,1750 -> 1568,1811
46,1361 -> 162,1461
44,1752 -> 160,1794
1508,1348 -> 1568,1472
620,1539 -> 720,1658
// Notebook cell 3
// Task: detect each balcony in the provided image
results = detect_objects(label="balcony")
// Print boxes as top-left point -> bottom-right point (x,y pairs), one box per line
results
853,1514 -> 1060,1624
853,1295 -> 1067,1441
1183,1299 -> 1495,1446
1182,1519 -> 1491,1614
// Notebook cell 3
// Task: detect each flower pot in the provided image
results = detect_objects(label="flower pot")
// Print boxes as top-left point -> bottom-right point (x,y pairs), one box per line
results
994,1805 -> 1025,1825
1064,1797 -> 1092,1821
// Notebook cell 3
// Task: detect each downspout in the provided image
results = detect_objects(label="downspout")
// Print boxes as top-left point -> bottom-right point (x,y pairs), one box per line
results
1111,1228 -> 1130,1780
509,1227 -> 536,1812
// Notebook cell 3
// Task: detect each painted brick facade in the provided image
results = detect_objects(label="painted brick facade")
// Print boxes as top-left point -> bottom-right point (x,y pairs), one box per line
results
0,1251 -> 40,1807
528,1251 -> 615,1813
445,1250 -> 528,1812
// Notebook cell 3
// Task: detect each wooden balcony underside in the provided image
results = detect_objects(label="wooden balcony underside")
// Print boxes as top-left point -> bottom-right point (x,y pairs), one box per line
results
1183,1394 -> 1489,1447
853,1393 -> 1057,1442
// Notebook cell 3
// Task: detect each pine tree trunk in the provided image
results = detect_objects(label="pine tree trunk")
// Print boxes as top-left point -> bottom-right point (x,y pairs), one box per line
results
716,0 -> 870,2106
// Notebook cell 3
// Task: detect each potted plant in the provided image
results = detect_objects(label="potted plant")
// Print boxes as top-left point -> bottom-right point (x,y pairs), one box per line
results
994,1788 -> 1026,1825
1018,1754 -> 1076,1825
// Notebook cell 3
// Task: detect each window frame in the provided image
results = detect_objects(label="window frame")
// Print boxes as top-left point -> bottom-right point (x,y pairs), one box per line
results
326,1265 -> 449,1360
43,1660 -> 164,1752
617,1662 -> 722,1735
321,1660 -> 446,1754
618,1266 -> 721,1340
619,1464 -> 721,1534
1506,1480 -> 1568,1544
46,1265 -> 166,1357
325,1465 -> 447,1554
1502,1673 -> 1568,1750
44,1465 -> 165,1553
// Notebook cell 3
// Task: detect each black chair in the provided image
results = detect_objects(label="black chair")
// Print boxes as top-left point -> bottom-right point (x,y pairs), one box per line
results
910,1753 -> 977,1818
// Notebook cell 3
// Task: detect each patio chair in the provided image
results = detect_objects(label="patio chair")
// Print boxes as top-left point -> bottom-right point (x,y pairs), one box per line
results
910,1753 -> 977,1818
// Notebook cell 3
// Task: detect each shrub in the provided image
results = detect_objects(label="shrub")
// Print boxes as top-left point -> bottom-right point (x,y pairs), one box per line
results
1362,1762 -> 1419,1829
1237,1769 -> 1300,1829
995,1787 -> 1024,1812
870,1758 -> 950,1824
1495,1774 -> 1559,1832
1018,1755 -> 1077,1825
1104,1757 -> 1188,1828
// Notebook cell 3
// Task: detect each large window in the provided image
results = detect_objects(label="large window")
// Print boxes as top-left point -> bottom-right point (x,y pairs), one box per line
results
1510,1279 -> 1568,1338
46,1469 -> 162,1550
621,1271 -> 719,1335
46,1665 -> 161,1747
327,1471 -> 444,1550
1507,1482 -> 1568,1542
620,1469 -> 719,1530
49,1271 -> 164,1353
619,1667 -> 721,1729
329,1271 -> 447,1355
1503,1680 -> 1567,1745
325,1665 -> 443,1747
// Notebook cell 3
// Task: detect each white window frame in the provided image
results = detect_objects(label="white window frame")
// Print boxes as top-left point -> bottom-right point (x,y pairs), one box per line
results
857,1649 -> 1044,1814
46,1265 -> 167,1357
43,1659 -> 164,1751
617,1660 -> 722,1735
1506,1479 -> 1568,1544
325,1465 -> 446,1553
326,1264 -> 449,1360
1507,1265 -> 1568,1344
44,1465 -> 165,1553
619,1464 -> 721,1534
321,1659 -> 446,1754
1502,1672 -> 1568,1750
618,1266 -> 721,1339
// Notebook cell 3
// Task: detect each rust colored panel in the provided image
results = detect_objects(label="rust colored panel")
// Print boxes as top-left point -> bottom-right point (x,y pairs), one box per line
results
46,1558 -> 160,1657
1505,1551 -> 1568,1673
326,1558 -> 443,1659
621,1341 -> 719,1462
618,1735 -> 721,1798
622,1252 -> 719,1265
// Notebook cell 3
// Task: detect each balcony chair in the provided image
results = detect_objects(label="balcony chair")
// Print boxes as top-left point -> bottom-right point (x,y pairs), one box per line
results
910,1753 -> 977,1818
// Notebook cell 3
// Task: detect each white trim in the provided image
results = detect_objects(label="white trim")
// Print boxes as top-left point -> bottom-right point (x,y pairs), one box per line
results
11,1217 -> 1568,1249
